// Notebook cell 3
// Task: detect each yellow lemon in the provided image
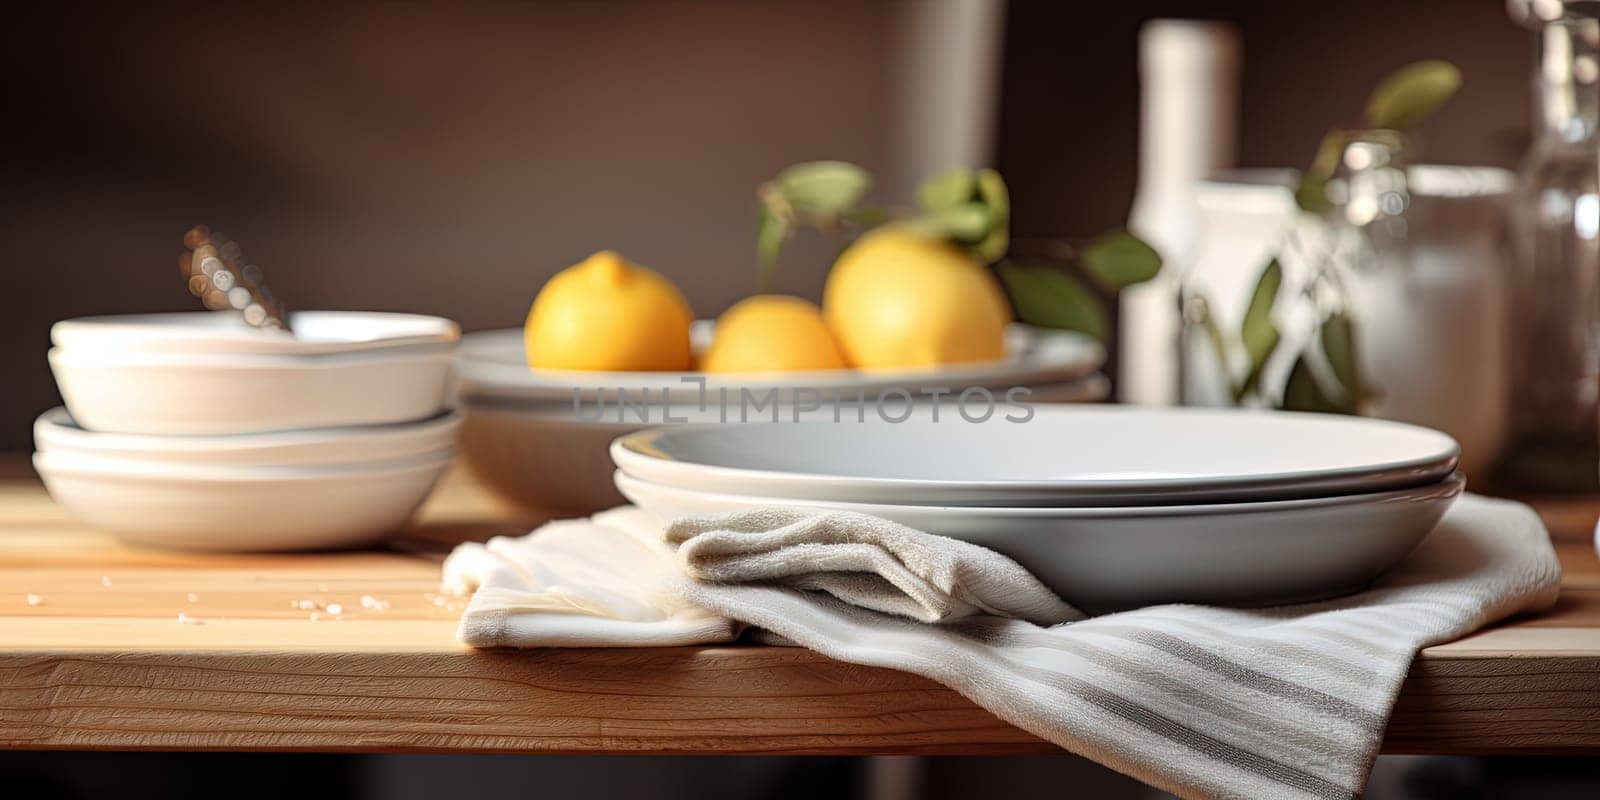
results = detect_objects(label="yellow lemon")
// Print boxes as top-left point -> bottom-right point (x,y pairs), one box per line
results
702,295 -> 848,373
823,227 -> 1010,369
524,250 -> 694,371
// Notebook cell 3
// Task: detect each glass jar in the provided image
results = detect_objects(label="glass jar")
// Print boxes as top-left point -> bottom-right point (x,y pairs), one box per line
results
1499,1 -> 1600,490
1177,147 -> 1516,476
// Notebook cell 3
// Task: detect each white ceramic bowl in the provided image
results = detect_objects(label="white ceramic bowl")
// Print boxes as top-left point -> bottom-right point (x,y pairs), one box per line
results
457,377 -> 1110,516
454,322 -> 1104,404
52,311 -> 459,356
612,407 -> 1460,507
34,406 -> 461,467
457,400 -> 723,515
35,450 -> 452,551
614,469 -> 1465,612
50,347 -> 452,435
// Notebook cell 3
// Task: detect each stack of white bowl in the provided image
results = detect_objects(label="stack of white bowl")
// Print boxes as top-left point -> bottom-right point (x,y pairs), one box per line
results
35,311 -> 461,551
452,322 -> 1110,515
611,407 -> 1466,613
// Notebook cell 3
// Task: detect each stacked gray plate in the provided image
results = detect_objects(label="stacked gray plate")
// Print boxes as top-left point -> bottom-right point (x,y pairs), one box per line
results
610,407 -> 1464,612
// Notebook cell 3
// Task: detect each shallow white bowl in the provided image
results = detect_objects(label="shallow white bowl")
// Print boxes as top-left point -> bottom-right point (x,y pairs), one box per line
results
613,407 -> 1459,507
615,469 -> 1465,612
50,347 -> 452,435
457,377 -> 1110,516
35,450 -> 452,551
52,311 -> 459,356
458,400 -> 727,515
454,322 -> 1103,404
34,406 -> 461,467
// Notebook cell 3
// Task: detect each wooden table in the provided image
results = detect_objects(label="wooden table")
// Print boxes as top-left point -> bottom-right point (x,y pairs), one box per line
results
2,457 -> 1598,756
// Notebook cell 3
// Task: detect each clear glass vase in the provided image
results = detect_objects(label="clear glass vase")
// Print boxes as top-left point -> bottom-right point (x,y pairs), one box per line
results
1177,146 -> 1516,476
1498,1 -> 1600,490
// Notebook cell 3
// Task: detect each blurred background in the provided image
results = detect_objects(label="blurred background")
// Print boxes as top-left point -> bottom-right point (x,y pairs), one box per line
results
4,0 -> 1597,797
0,0 -> 1527,450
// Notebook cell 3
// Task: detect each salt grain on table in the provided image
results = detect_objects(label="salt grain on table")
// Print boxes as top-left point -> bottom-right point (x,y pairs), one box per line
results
24,593 -> 41,606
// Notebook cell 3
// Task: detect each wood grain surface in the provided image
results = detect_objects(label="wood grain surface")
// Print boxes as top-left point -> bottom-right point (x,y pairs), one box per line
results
1,457 -> 1597,755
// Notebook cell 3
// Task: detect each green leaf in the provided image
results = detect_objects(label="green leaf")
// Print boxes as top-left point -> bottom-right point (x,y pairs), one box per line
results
1308,129 -> 1347,177
934,202 -> 993,242
1294,175 -> 1331,215
899,203 -> 991,242
1238,259 -> 1283,396
973,225 -> 1010,265
1080,229 -> 1163,290
840,205 -> 892,229
976,168 -> 1008,211
756,199 -> 789,284
918,170 -> 977,212
972,169 -> 1010,263
904,168 -> 1010,262
776,161 -> 872,215
1365,60 -> 1461,131
1281,355 -> 1341,413
1320,312 -> 1360,408
1294,130 -> 1347,214
997,260 -> 1106,341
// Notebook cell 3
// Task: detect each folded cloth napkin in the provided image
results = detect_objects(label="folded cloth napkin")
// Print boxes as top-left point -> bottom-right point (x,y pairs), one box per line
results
442,511 -> 737,646
442,495 -> 1561,800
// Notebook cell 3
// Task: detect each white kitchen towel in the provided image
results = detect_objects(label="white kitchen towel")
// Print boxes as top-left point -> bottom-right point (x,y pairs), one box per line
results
441,511 -> 737,646
442,495 -> 1562,800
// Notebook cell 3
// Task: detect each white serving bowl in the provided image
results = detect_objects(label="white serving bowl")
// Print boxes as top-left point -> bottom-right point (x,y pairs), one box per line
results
34,406 -> 461,468
34,450 -> 453,551
52,310 -> 459,356
615,469 -> 1465,612
451,318 -> 1105,513
454,322 -> 1104,404
50,347 -> 452,435
457,377 -> 1110,516
457,400 -> 722,515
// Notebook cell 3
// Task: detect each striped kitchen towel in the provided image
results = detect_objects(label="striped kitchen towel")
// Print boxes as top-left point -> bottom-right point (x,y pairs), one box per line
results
443,495 -> 1561,800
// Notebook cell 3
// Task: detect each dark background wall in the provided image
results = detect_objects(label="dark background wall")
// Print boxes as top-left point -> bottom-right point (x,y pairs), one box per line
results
0,0 -> 1531,449
999,0 -> 1529,239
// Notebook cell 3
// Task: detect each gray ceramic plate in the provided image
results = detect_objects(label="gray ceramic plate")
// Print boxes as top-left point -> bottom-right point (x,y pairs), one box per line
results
615,469 -> 1465,612
613,407 -> 1460,507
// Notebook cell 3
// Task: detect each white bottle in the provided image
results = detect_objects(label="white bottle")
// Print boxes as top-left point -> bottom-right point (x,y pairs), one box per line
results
1122,20 -> 1240,405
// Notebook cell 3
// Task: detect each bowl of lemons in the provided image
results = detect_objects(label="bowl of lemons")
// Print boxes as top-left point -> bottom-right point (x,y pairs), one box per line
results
453,162 -> 1156,514
455,235 -> 1107,515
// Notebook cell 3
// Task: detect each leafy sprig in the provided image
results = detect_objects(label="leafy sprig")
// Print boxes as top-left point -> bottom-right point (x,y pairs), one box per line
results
756,161 -> 877,292
906,168 -> 1011,263
997,232 -> 1162,342
1200,60 -> 1459,413
1294,60 -> 1460,216
755,162 -> 1162,342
